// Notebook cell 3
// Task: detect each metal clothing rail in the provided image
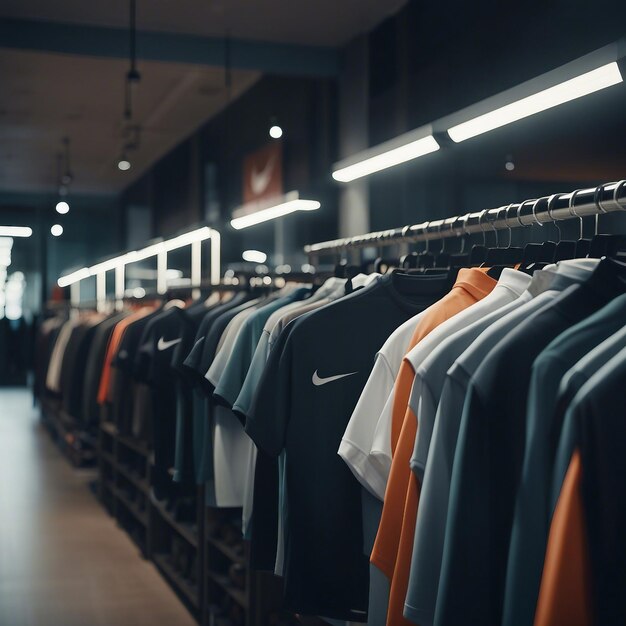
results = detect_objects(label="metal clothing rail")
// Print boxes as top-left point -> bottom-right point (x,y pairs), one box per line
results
304,179 -> 626,256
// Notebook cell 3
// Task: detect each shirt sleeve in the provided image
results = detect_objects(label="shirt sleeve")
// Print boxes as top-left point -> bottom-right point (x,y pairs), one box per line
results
213,318 -> 256,407
245,323 -> 294,458
338,352 -> 394,500
232,330 -> 271,421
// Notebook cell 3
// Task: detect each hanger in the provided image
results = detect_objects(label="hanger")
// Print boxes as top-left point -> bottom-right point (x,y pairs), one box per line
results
417,222 -> 435,269
469,210 -> 489,266
548,193 -> 577,262
484,205 -> 524,273
588,181 -> 626,258
433,221 -> 451,269
449,214 -> 472,268
568,188 -> 591,258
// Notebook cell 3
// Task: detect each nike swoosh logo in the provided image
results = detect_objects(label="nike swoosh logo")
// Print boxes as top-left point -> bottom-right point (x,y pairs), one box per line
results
250,154 -> 275,196
157,337 -> 182,351
312,370 -> 358,386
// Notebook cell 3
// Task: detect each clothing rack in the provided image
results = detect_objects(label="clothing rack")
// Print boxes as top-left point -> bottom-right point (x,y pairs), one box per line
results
304,179 -> 626,256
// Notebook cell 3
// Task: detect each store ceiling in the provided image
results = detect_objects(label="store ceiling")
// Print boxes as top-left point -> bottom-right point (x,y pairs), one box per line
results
0,1 -> 407,197
0,0 -> 407,47
0,49 -> 259,194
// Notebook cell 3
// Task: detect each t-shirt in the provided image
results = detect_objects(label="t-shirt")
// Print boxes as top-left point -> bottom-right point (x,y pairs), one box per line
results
435,258 -> 626,626
46,318 -> 80,392
370,269 -> 497,626
533,450 -> 592,626
178,292 -> 250,483
339,312 -> 432,501
503,293 -> 626,626
82,312 -> 128,425
380,270 -> 529,626
246,271 -> 455,620
538,348 -> 626,626
405,261 -> 597,626
133,305 -> 189,500
368,270 -> 496,481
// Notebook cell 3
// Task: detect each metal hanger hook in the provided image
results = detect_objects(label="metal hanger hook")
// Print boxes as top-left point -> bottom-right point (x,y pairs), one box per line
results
594,182 -> 612,236
502,205 -> 514,248
478,209 -> 488,246
531,198 -> 543,228
547,193 -> 562,243
569,188 -> 585,239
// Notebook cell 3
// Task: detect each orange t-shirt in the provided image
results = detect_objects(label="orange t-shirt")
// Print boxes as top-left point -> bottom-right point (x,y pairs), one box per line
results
97,308 -> 153,405
534,450 -> 592,626
371,268 -> 496,626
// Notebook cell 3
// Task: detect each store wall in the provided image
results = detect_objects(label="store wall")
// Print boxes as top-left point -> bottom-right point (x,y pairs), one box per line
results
356,0 -> 626,234
121,74 -> 338,268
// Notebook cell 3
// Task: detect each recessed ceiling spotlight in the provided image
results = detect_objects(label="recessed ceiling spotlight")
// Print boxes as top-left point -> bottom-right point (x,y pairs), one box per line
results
51,224 -> 63,237
118,158 -> 131,171
56,201 -> 70,214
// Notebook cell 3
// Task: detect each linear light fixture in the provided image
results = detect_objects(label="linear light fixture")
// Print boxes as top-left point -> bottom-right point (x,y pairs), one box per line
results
88,252 -> 138,276
0,226 -> 32,237
448,62 -> 623,142
332,134 -> 440,183
58,226 -> 219,287
58,267 -> 90,288
242,249 -> 268,263
231,192 -> 320,230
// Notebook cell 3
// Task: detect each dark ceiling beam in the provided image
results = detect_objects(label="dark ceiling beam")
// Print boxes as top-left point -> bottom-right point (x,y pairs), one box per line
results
0,18 -> 340,77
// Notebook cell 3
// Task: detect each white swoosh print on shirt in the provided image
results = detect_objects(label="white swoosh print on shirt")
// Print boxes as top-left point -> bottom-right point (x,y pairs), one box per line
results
312,370 -> 358,386
157,337 -> 182,351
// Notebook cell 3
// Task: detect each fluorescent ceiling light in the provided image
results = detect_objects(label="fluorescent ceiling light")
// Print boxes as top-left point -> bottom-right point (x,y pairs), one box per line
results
0,226 -> 32,238
0,237 -> 13,249
231,197 -> 320,230
332,135 -> 440,183
448,62 -> 623,142
58,267 -> 89,288
242,249 -> 268,263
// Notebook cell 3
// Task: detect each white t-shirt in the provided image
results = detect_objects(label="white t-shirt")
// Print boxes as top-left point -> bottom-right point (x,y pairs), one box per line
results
338,311 -> 430,499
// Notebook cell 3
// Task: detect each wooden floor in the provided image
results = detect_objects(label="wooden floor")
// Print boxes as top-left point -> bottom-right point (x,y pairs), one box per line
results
0,387 -> 197,626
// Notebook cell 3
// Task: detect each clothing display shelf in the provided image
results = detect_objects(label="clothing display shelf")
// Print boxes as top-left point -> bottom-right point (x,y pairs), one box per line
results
304,179 -> 626,257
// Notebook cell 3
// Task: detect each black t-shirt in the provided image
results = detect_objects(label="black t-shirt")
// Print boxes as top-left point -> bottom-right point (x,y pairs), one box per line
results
170,300 -> 224,486
60,320 -> 101,420
134,306 -> 189,499
110,308 -> 161,435
82,312 -> 127,426
246,271 -> 453,620
436,258 -> 626,626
